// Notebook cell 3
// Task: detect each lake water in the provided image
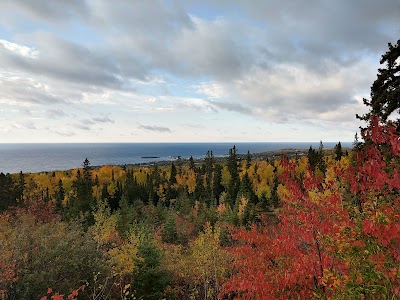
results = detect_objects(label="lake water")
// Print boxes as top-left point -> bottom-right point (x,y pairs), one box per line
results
0,142 -> 351,174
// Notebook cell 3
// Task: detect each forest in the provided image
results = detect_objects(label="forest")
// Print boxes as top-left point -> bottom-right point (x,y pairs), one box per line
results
0,40 -> 399,300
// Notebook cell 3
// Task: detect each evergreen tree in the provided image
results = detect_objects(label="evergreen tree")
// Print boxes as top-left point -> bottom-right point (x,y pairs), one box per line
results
246,150 -> 252,170
148,164 -> 161,206
161,213 -> 178,244
71,159 -> 94,213
239,171 -> 256,205
133,231 -> 169,300
166,163 -> 177,205
318,141 -> 326,174
205,150 -> 214,204
15,171 -> 25,204
213,164 -> 224,205
82,158 -> 92,183
55,179 -> 65,212
227,146 -> 240,206
308,146 -> 318,172
194,167 -> 205,201
334,141 -> 343,161
0,172 -> 16,211
188,156 -> 195,170
357,38 -> 400,126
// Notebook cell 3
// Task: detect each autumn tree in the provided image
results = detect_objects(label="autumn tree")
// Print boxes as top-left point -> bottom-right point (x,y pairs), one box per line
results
223,119 -> 400,299
0,205 -> 107,299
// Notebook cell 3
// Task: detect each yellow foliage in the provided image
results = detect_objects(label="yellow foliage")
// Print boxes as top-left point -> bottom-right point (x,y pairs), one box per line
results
107,182 -> 117,197
163,223 -> 231,299
221,166 -> 231,187
296,156 -> 309,177
256,185 -> 272,200
109,233 -> 141,276
277,184 -> 290,202
134,168 -> 148,185
95,165 -> 114,185
238,196 -> 248,220
90,200 -> 121,249
186,170 -> 196,194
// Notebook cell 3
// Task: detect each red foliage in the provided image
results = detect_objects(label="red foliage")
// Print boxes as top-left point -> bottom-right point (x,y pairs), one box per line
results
41,285 -> 85,300
223,117 -> 400,299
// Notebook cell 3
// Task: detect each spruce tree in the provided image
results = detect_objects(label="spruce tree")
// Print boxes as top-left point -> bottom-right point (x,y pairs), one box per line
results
227,146 -> 240,206
55,179 -> 65,211
357,38 -> 400,126
334,142 -> 343,161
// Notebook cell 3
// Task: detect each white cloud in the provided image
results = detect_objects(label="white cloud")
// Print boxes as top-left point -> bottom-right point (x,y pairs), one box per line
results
0,39 -> 38,58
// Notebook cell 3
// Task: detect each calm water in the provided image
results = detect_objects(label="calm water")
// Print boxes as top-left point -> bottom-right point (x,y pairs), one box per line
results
0,142 -> 351,174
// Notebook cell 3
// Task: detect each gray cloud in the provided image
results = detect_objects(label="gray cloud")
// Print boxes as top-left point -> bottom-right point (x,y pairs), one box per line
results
46,109 -> 67,118
0,74 -> 63,106
207,100 -> 253,115
0,0 -> 87,23
93,116 -> 114,123
73,123 -> 91,131
137,123 -> 172,133
0,0 -> 397,141
52,130 -> 76,137
0,34 -> 122,88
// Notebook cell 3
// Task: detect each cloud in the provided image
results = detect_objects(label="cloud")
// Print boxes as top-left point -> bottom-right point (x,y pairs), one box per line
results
92,116 -> 114,123
206,100 -> 253,115
0,1 -> 397,142
52,130 -> 76,137
73,116 -> 114,130
137,123 -> 172,133
0,0 -> 87,23
0,75 -> 63,106
3,121 -> 37,131
46,109 -> 67,118
0,39 -> 38,58
73,123 -> 91,131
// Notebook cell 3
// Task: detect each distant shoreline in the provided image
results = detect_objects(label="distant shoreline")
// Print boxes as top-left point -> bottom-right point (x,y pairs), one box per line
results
108,147 -> 347,169
1,142 -> 351,174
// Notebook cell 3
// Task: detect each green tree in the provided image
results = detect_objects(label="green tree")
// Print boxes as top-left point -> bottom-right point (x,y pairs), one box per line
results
227,146 -> 240,206
166,163 -> 178,206
317,141 -> 326,174
161,213 -> 178,244
246,150 -> 252,170
204,150 -> 214,202
188,156 -> 195,170
55,179 -> 64,212
334,141 -> 343,161
0,211 -> 107,299
213,164 -> 224,205
0,173 -> 16,211
132,229 -> 169,300
307,146 -> 318,172
357,38 -> 400,126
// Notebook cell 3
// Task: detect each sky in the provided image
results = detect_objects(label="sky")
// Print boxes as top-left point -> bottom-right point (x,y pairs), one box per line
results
0,1 -> 398,143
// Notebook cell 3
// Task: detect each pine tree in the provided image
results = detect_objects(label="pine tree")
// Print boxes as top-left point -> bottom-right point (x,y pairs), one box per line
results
213,164 -> 224,205
246,150 -> 252,170
307,146 -> 318,172
357,38 -> 400,126
205,150 -> 214,203
334,141 -> 343,161
317,141 -> 326,174
55,179 -> 65,211
227,146 -> 240,206
189,156 -> 195,170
